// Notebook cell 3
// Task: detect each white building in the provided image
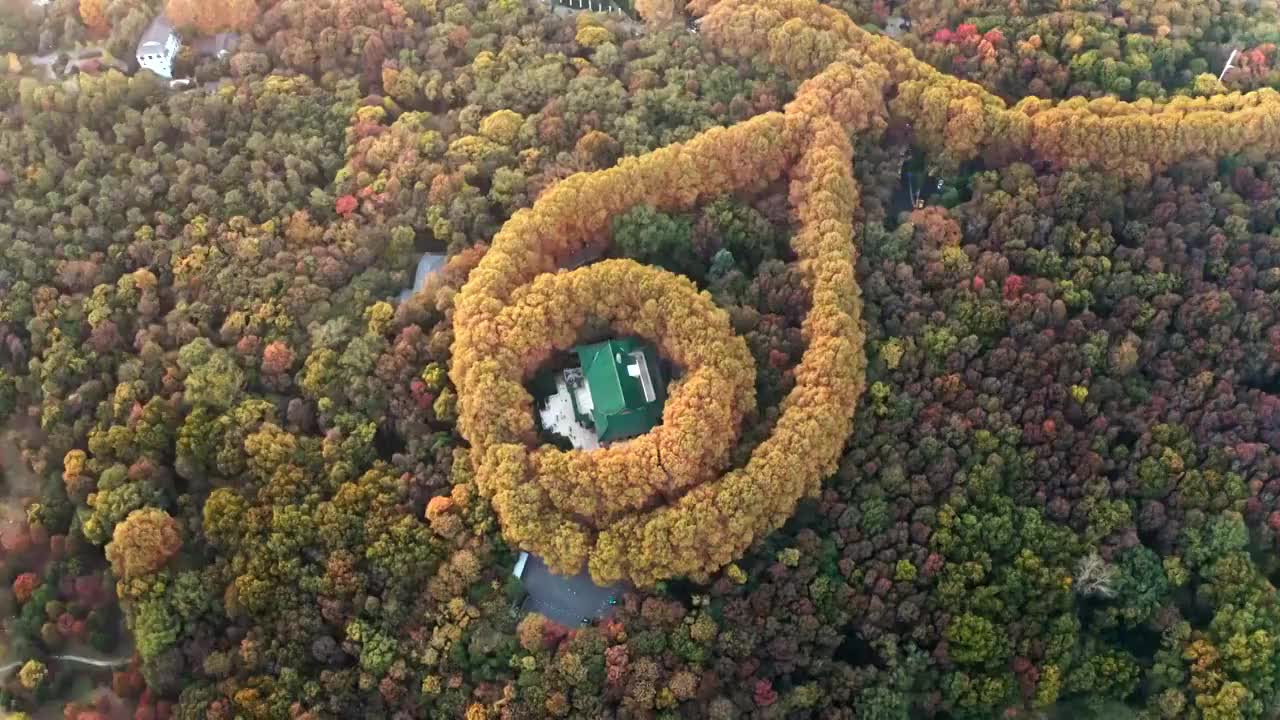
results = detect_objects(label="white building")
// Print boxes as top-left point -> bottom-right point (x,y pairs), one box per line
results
136,15 -> 181,79
536,371 -> 601,451
512,551 -> 530,578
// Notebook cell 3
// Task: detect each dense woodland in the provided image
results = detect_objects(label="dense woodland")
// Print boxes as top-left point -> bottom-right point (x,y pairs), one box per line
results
2,0 -> 1280,718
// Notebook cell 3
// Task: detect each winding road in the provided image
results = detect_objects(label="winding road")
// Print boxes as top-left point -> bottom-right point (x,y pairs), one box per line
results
0,652 -> 130,679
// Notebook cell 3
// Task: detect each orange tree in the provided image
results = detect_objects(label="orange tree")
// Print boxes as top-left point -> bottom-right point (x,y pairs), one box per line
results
78,0 -> 109,36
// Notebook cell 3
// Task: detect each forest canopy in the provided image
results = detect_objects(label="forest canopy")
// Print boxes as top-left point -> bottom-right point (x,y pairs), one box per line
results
4,0 -> 1280,718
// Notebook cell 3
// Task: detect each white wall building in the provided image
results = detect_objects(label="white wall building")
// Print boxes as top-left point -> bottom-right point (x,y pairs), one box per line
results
136,15 -> 181,79
537,372 -> 601,451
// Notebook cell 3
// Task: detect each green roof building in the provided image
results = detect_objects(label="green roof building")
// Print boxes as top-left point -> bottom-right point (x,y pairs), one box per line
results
572,338 -> 666,443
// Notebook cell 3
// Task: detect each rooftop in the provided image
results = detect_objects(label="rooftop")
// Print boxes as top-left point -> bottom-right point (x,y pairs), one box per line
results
575,338 -> 665,444
533,337 -> 668,447
138,15 -> 177,47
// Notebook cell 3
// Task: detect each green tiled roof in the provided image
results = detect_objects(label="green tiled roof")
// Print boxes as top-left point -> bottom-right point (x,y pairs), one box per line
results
575,338 -> 665,443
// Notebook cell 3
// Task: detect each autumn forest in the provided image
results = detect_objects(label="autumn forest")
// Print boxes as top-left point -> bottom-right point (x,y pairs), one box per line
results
3,0 -> 1280,717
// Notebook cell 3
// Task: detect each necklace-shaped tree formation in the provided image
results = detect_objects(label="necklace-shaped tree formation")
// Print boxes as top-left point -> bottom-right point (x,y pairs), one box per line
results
448,0 -> 1280,586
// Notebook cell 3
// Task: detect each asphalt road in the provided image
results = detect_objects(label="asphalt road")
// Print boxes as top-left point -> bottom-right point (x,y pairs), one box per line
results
520,553 -> 621,626
397,252 -> 446,303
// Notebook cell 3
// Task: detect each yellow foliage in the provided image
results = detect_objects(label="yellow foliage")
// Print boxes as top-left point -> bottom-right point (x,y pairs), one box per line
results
105,508 -> 182,580
575,25 -> 614,48
636,0 -> 679,26
354,105 -> 388,125
447,135 -> 507,165
699,0 -> 1280,178
450,0 -> 1280,587
451,40 -> 865,585
479,109 -> 523,145
166,0 -> 258,34
363,301 -> 395,335
421,675 -> 442,695
18,660 -> 46,690
62,449 -> 86,482
725,563 -> 747,584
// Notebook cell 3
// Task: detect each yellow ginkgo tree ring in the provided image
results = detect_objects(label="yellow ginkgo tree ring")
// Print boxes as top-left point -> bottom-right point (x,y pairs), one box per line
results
450,0 -> 1280,583
469,259 -> 757,529
451,100 -> 869,584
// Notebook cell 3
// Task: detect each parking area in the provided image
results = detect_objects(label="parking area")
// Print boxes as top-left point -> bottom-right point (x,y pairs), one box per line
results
517,553 -> 622,626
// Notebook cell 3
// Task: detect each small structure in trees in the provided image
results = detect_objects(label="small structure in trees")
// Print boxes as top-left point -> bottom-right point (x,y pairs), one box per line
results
135,15 -> 181,78
192,31 -> 240,60
575,338 -> 665,443
533,337 -> 667,447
